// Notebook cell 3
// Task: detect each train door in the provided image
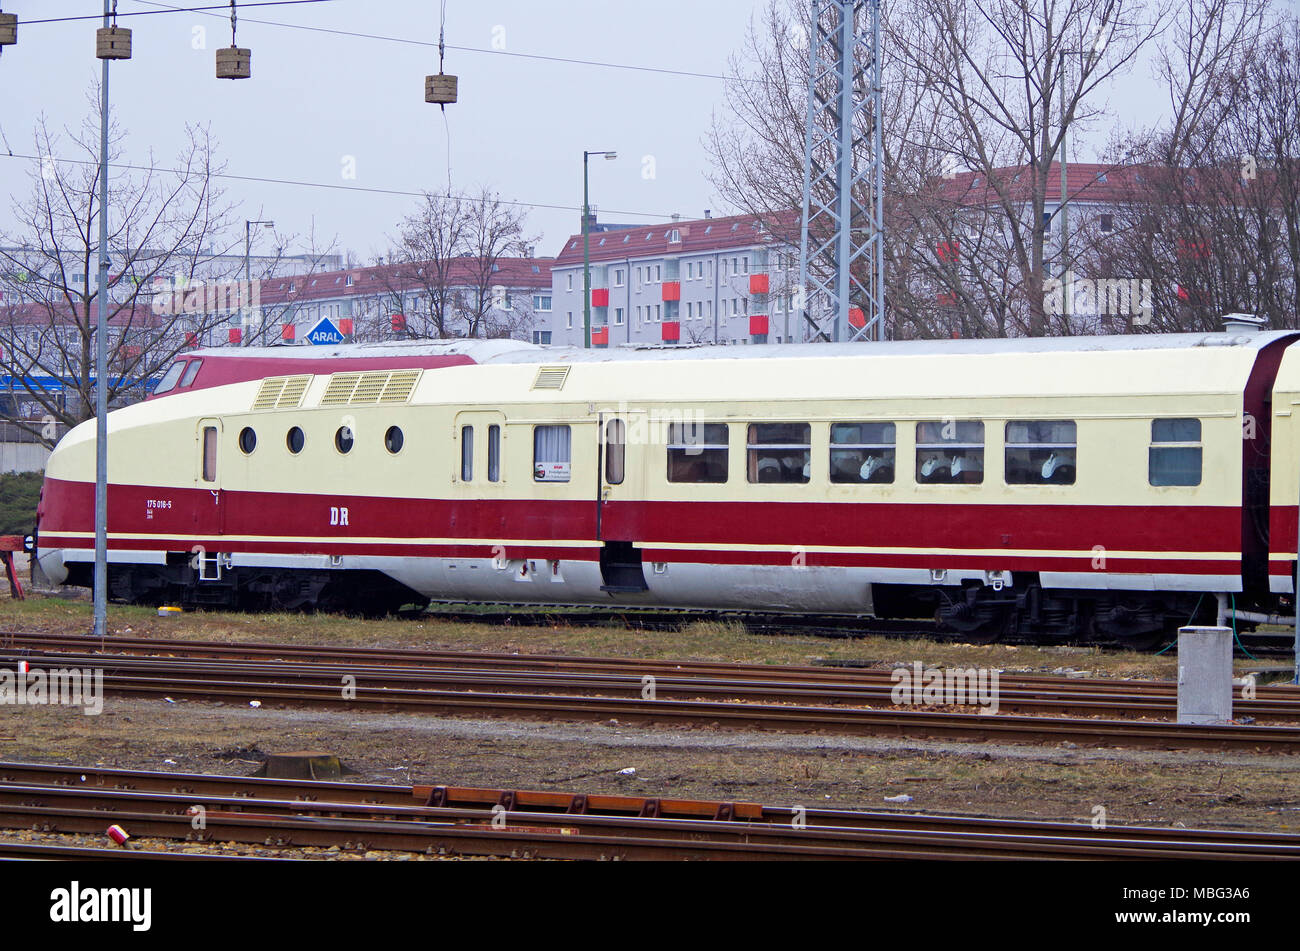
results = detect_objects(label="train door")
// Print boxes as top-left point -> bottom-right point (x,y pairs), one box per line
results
194,419 -> 224,577
597,410 -> 648,591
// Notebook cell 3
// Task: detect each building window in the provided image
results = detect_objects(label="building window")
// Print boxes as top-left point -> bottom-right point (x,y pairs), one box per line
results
669,229 -> 681,243
534,425 -> 571,482
636,266 -> 642,283
655,304 -> 662,321
614,307 -> 624,325
667,423 -> 728,483
687,262 -> 694,279
686,302 -> 693,318
1149,418 -> 1201,486
636,305 -> 642,323
567,274 -> 574,291
566,312 -> 574,329
533,295 -> 552,311
655,265 -> 662,281
830,422 -> 895,483
532,330 -> 553,345
1099,214 -> 1113,233
614,268 -> 625,287
1005,421 -> 1076,485
916,420 -> 984,484
747,423 -> 811,483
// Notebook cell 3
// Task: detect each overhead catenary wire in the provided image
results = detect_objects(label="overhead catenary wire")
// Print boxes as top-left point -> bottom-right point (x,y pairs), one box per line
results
0,149 -> 676,220
19,1 -> 337,26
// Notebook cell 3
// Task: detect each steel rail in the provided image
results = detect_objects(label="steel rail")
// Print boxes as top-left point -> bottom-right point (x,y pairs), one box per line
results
0,765 -> 1293,860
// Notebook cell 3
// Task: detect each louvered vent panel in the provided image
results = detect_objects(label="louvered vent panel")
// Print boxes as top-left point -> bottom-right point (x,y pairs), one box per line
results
252,377 -> 287,410
379,369 -> 422,403
251,375 -> 313,411
532,366 -> 570,390
320,372 -> 361,406
274,375 -> 311,408
321,369 -> 422,406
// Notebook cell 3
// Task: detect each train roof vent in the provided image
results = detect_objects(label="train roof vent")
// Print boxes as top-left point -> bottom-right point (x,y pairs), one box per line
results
252,374 -> 313,411
320,369 -> 422,406
532,365 -> 571,390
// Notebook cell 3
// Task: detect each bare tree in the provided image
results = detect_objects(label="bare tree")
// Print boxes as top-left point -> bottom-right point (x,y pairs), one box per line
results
707,0 -> 1173,338
1094,5 -> 1298,331
0,94 -> 232,440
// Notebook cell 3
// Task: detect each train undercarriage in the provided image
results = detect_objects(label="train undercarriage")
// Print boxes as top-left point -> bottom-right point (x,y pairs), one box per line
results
67,556 -> 1231,648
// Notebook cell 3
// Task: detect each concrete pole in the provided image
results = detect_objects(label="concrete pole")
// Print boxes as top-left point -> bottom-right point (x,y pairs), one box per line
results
92,0 -> 111,640
582,151 -> 591,349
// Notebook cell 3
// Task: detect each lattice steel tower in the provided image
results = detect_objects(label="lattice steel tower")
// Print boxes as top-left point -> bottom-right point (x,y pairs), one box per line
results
797,0 -> 885,342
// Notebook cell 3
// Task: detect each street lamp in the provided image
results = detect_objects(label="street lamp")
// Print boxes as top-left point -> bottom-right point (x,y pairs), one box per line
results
582,150 -> 617,348
244,219 -> 274,346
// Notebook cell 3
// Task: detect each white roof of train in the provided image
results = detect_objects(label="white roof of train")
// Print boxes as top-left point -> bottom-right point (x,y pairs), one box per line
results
189,329 -> 1295,367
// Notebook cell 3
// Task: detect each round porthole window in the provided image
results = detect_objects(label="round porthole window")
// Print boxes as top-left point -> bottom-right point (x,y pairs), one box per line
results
335,426 -> 354,454
286,427 -> 305,454
385,426 -> 404,454
238,427 -> 257,454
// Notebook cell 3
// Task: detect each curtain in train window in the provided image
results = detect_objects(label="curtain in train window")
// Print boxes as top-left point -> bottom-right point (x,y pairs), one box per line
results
201,426 -> 217,482
1149,418 -> 1201,486
605,419 -> 626,485
461,426 -> 474,481
488,425 -> 501,483
534,425 -> 571,482
830,422 -> 895,484
916,420 -> 984,484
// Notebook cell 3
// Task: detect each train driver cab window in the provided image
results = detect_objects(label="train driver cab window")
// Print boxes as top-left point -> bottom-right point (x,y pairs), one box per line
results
1005,421 -> 1077,485
179,359 -> 202,388
1149,418 -> 1202,486
916,421 -> 984,484
201,426 -> 217,482
153,360 -> 186,395
830,422 -> 895,483
533,425 -> 571,482
667,423 -> 728,483
747,423 -> 811,483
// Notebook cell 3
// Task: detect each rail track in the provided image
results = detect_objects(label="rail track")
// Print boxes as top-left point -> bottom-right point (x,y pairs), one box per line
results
413,603 -> 1297,654
1,762 -> 1294,860
2,633 -> 1299,752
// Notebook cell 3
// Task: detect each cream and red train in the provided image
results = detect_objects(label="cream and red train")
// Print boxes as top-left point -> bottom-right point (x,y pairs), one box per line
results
31,330 -> 1300,645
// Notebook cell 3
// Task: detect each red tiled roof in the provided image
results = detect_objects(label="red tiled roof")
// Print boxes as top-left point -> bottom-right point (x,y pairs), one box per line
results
552,210 -> 800,267
255,256 -> 554,307
936,162 -> 1150,206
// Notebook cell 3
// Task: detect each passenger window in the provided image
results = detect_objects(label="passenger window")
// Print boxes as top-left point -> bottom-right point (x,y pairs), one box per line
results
533,425 -> 571,482
461,426 -> 474,481
1006,421 -> 1076,485
179,359 -> 202,388
201,426 -> 217,482
747,423 -> 811,483
1149,418 -> 1201,486
605,419 -> 626,485
916,421 -> 984,484
830,422 -> 895,484
667,423 -> 728,483
488,425 -> 501,482
154,361 -> 185,395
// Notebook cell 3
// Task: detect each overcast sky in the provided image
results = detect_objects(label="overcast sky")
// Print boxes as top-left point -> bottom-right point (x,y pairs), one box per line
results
1,0 -> 1259,266
0,0 -> 762,264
